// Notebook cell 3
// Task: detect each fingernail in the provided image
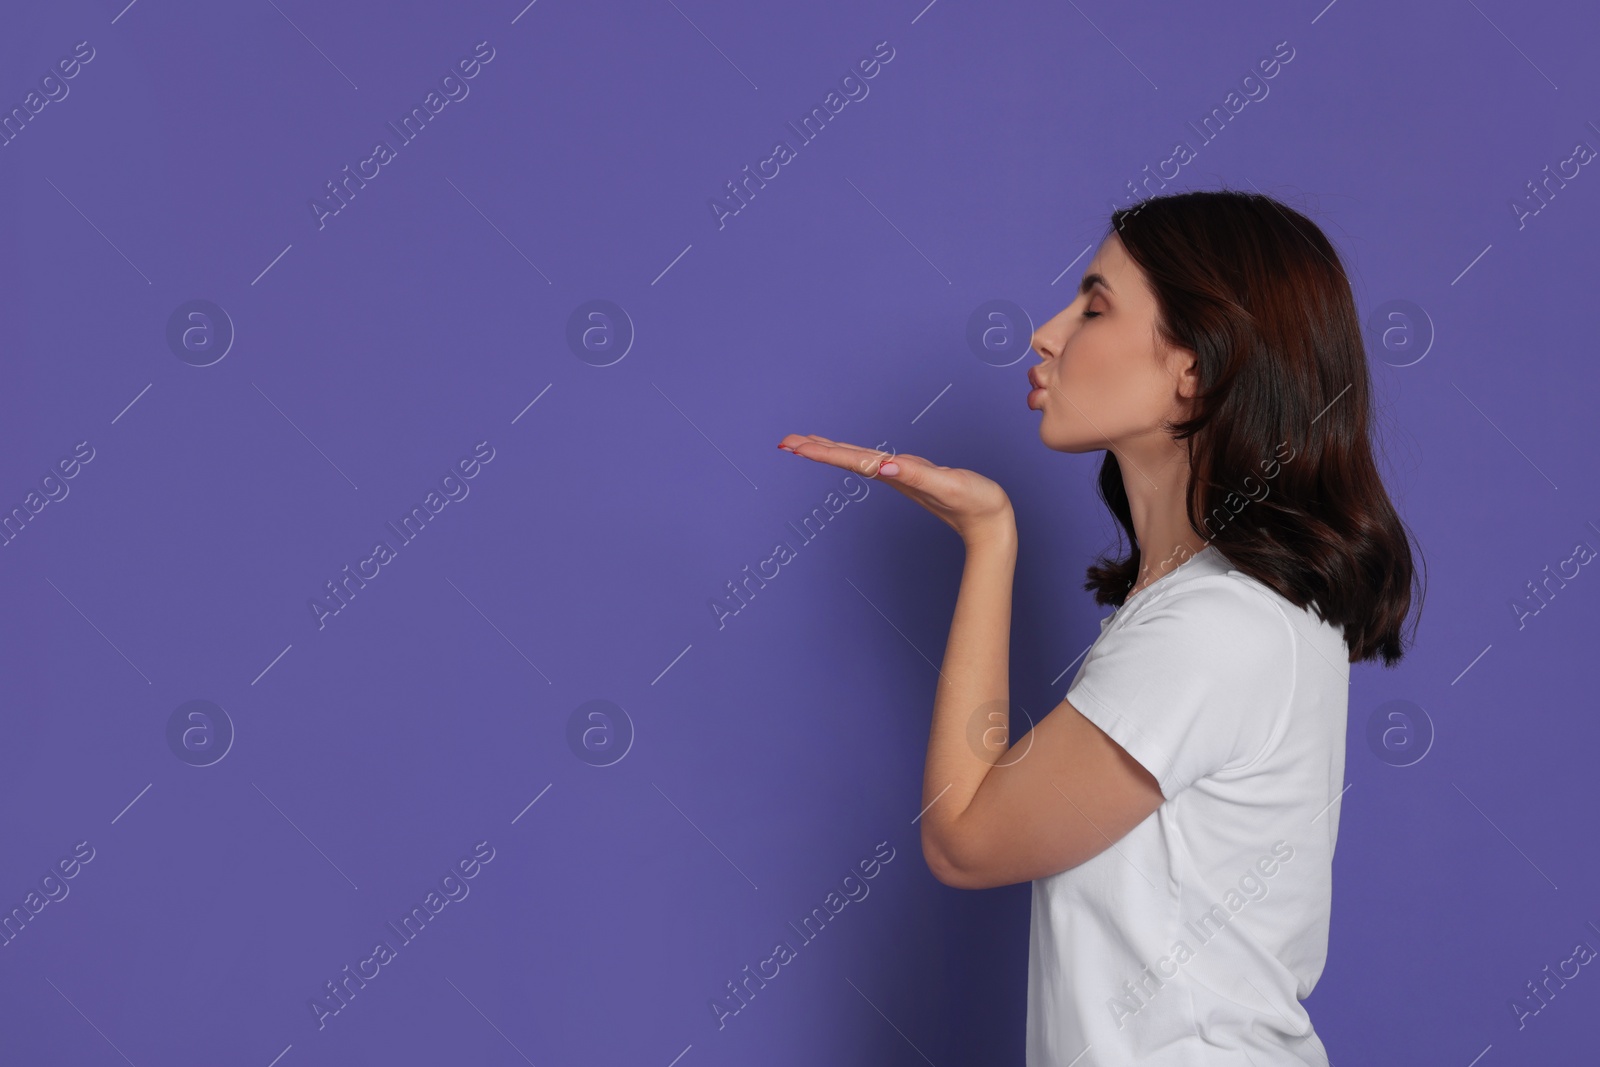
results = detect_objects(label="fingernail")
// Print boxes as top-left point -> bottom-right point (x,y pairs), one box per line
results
879,462 -> 899,476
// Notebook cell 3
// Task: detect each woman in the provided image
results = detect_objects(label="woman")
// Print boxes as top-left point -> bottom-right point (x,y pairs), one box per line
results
777,189 -> 1419,1064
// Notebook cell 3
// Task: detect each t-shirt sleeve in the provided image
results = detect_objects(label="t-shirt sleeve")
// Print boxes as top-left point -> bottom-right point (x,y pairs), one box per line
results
1064,575 -> 1297,801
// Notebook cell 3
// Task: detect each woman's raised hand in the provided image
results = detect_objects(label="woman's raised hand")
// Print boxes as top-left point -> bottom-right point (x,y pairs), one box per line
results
777,434 -> 1015,547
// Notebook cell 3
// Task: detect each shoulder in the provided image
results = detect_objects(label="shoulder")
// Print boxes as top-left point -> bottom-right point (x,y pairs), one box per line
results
1128,572 -> 1297,661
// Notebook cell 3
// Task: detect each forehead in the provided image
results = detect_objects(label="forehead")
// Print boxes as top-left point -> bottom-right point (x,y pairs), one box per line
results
1083,234 -> 1141,296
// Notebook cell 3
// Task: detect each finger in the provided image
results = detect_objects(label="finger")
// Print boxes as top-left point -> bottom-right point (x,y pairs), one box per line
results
776,434 -> 840,456
801,434 -> 889,458
862,450 -> 937,481
779,436 -> 894,475
876,453 -> 937,485
788,438 -> 880,472
874,451 -> 933,478
876,458 -> 961,511
847,444 -> 908,478
778,433 -> 855,451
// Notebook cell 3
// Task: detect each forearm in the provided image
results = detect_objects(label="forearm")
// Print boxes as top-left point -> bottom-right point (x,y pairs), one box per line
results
920,517 -> 1017,874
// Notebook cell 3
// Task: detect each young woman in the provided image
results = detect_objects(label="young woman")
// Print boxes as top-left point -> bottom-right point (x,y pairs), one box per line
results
777,189 -> 1419,1064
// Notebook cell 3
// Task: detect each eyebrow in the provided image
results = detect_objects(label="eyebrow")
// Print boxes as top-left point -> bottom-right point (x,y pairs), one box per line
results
1079,273 -> 1113,297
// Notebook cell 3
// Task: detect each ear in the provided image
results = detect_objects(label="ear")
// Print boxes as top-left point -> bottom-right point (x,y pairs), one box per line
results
1170,346 -> 1201,400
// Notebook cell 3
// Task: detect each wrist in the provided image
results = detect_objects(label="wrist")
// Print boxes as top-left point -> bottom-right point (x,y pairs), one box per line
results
963,510 -> 1018,553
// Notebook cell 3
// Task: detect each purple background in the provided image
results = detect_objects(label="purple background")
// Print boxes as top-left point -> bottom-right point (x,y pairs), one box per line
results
2,0 -> 1597,1064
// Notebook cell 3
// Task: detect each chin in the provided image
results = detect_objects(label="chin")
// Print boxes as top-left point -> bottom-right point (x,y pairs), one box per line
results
1038,424 -> 1101,454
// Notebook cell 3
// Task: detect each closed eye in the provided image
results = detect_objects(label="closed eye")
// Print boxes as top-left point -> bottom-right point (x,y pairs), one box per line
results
1082,310 -> 1101,319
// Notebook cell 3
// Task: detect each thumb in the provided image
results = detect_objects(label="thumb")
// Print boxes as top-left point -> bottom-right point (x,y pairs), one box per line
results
876,455 -> 929,489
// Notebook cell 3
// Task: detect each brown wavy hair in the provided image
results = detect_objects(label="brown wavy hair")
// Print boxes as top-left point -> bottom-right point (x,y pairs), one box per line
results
1085,188 -> 1422,666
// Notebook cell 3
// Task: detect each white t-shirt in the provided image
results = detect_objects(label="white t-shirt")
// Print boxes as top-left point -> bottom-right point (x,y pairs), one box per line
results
1027,544 -> 1350,1066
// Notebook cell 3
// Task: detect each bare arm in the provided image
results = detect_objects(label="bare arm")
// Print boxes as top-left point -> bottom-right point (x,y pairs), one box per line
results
918,518 -> 1019,874
777,434 -> 1165,890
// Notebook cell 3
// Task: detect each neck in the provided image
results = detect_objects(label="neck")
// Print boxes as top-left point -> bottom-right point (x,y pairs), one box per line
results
1116,441 -> 1209,596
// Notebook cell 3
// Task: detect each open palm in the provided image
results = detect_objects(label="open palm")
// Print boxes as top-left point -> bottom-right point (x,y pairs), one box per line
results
777,434 -> 1014,546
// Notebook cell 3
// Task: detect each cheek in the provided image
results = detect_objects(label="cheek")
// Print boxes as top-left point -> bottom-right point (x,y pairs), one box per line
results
1052,340 -> 1166,433
1057,344 -> 1126,407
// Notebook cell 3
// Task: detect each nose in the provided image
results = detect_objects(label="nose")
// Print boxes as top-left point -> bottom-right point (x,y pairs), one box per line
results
1030,330 -> 1056,362
1031,300 -> 1078,361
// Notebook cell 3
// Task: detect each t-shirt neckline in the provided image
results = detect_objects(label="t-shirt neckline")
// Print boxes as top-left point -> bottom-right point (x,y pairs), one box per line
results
1121,543 -> 1219,611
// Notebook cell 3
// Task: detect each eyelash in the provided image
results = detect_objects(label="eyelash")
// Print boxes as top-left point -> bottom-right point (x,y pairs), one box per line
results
1082,310 -> 1101,319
